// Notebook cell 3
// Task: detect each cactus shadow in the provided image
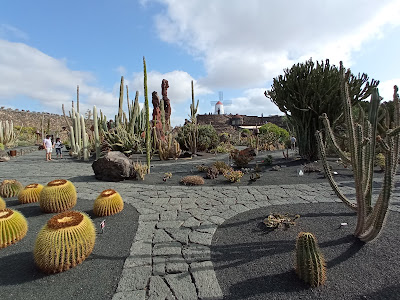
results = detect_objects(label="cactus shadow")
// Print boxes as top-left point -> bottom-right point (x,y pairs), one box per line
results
0,252 -> 46,285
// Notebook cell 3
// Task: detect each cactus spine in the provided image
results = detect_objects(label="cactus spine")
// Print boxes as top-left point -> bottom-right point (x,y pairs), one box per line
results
295,232 -> 326,287
316,65 -> 400,242
143,56 -> 151,173
93,105 -> 100,160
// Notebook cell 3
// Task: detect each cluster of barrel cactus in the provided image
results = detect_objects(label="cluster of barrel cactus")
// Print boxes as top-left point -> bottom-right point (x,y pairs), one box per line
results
0,179 -> 23,198
0,208 -> 28,248
18,183 -> 44,204
93,189 -> 124,217
39,179 -> 77,213
34,211 -> 96,273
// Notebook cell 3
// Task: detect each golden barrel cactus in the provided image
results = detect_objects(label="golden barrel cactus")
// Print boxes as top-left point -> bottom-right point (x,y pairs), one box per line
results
0,197 -> 5,210
18,183 -> 44,204
39,179 -> 77,213
93,189 -> 124,216
0,179 -> 23,198
34,211 -> 96,273
0,208 -> 28,248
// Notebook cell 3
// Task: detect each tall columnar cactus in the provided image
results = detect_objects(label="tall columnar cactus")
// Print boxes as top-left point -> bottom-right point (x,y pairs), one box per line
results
143,56 -> 151,173
93,189 -> 124,216
39,179 -> 77,213
0,179 -> 23,198
190,80 -> 199,154
18,183 -> 44,204
34,211 -> 96,273
77,85 -> 80,114
80,115 -> 89,161
117,76 -> 124,126
295,232 -> 326,287
316,66 -> 400,242
93,105 -> 100,160
0,120 -> 17,147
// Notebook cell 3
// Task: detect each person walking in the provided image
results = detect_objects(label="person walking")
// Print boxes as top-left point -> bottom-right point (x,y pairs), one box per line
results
43,135 -> 53,161
54,137 -> 63,159
290,135 -> 297,151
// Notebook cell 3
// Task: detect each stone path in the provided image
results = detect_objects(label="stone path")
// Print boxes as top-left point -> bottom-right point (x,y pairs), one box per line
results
1,150 -> 399,300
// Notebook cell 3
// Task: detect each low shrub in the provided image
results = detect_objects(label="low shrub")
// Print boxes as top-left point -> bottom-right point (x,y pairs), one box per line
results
262,155 -> 273,166
213,161 -> 231,173
133,161 -> 148,180
206,166 -> 219,179
180,175 -> 205,186
223,169 -> 244,183
230,148 -> 255,168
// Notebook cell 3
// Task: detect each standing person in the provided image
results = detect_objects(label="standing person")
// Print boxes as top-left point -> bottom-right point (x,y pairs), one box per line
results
290,136 -> 297,151
43,135 -> 53,161
54,137 -> 63,159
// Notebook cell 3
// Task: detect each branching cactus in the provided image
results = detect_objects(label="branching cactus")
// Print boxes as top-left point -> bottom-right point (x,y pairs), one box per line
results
316,65 -> 400,242
295,232 -> 326,287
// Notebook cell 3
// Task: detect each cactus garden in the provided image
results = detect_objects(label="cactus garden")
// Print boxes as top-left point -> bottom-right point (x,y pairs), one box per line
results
0,60 -> 399,299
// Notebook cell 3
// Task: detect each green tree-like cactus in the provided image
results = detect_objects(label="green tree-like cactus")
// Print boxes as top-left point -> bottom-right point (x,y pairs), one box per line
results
0,179 -> 23,198
295,232 -> 326,287
0,197 -> 5,209
189,80 -> 199,154
0,208 -> 28,248
34,211 -> 96,273
93,189 -> 124,216
265,58 -> 379,160
18,183 -> 44,204
39,179 -> 77,213
316,67 -> 400,242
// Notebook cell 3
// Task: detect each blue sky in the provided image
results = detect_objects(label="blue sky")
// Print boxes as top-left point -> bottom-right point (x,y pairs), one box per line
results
0,0 -> 399,127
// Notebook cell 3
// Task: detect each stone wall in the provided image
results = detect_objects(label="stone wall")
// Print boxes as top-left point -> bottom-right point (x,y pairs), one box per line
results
197,114 -> 286,133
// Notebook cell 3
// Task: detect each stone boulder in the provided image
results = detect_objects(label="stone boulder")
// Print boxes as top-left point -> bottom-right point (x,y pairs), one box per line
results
92,151 -> 136,182
0,150 -> 10,162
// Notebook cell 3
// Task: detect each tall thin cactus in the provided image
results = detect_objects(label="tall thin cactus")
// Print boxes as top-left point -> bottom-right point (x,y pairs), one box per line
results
316,64 -> 400,242
117,76 -> 124,126
93,106 -> 100,160
143,57 -> 151,173
190,80 -> 199,154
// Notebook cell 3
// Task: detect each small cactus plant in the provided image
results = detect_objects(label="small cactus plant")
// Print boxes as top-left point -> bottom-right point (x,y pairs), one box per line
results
93,189 -> 124,217
0,179 -> 23,198
34,211 -> 96,273
0,208 -> 28,248
295,232 -> 326,287
39,179 -> 77,213
375,153 -> 385,171
18,183 -> 44,204
180,175 -> 205,186
0,197 -> 5,210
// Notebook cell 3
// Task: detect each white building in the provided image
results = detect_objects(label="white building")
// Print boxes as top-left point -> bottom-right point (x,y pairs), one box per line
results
214,101 -> 224,115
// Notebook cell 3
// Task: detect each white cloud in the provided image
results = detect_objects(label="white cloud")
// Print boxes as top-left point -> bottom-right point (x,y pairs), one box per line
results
378,79 -> 400,102
228,88 -> 283,117
0,39 -> 118,118
128,70 -> 212,104
152,0 -> 400,89
114,66 -> 126,76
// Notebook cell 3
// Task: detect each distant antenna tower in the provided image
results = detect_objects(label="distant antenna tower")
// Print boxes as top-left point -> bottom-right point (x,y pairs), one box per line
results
210,91 -> 232,114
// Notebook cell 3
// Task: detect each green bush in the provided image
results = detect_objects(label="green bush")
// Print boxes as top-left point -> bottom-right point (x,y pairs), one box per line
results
259,123 -> 289,141
177,124 -> 219,152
